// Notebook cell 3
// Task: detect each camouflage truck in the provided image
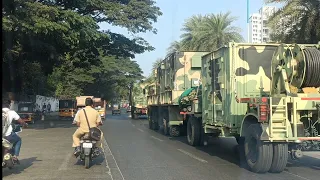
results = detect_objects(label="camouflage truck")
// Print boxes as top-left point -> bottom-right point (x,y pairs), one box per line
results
131,81 -> 148,119
181,42 -> 320,173
147,51 -> 209,136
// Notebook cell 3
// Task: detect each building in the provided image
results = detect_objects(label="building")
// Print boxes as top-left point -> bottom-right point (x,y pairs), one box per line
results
249,6 -> 277,43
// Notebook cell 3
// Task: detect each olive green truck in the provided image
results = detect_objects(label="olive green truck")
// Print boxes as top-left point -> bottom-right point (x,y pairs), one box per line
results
146,43 -> 320,173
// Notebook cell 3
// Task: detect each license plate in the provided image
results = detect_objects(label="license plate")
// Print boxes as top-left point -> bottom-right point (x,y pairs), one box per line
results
83,143 -> 92,148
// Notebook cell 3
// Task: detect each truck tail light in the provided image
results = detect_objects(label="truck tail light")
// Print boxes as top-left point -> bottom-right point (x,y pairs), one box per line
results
259,105 -> 268,121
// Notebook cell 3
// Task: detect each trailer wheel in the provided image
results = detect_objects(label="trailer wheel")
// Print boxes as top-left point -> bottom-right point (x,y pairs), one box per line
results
148,114 -> 153,129
269,143 -> 288,173
244,124 -> 273,173
163,119 -> 169,135
152,120 -> 158,130
187,116 -> 201,146
169,125 -> 180,137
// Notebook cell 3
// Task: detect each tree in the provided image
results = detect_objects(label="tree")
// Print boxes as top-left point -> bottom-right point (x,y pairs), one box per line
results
2,0 -> 162,101
265,0 -> 320,43
145,58 -> 162,83
180,12 -> 244,51
167,41 -> 183,54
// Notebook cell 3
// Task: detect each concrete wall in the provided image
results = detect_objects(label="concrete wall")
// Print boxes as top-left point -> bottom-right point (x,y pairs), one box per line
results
35,95 -> 59,112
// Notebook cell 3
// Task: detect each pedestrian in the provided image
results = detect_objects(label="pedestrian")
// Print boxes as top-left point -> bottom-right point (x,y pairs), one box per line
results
47,103 -> 51,114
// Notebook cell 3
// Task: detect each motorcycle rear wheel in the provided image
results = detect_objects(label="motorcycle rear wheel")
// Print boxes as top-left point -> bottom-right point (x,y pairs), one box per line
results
84,156 -> 90,169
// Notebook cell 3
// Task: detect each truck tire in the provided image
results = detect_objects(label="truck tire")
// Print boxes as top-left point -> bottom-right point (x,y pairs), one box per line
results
244,124 -> 273,173
163,119 -> 169,135
148,115 -> 153,129
269,143 -> 288,173
169,125 -> 180,137
152,120 -> 159,130
187,116 -> 201,146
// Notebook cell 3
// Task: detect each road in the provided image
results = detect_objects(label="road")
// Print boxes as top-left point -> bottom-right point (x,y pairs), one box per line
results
2,110 -> 319,180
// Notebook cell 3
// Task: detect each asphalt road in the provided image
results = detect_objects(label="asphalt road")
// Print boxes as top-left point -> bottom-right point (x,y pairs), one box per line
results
3,111 -> 319,180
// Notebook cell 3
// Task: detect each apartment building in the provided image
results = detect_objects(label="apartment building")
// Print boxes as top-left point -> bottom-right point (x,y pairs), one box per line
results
249,6 -> 277,43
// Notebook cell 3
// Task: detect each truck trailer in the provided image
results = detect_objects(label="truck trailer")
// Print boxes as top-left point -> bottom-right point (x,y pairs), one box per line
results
131,81 -> 148,119
147,51 -> 209,136
146,43 -> 320,173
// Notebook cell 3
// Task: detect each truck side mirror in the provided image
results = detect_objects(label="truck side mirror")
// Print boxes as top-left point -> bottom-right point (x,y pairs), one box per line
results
143,89 -> 146,95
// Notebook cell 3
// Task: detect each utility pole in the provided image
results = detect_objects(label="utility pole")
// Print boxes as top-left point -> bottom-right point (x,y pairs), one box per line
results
247,0 -> 250,43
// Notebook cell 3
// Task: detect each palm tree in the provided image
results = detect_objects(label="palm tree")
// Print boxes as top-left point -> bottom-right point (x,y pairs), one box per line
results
265,0 -> 320,43
180,15 -> 205,51
180,12 -> 244,51
166,41 -> 183,54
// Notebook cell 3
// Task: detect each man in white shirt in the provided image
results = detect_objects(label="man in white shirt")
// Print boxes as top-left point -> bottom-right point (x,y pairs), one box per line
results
2,100 -> 27,164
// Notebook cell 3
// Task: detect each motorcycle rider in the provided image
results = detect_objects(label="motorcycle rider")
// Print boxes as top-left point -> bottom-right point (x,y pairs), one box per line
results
2,100 -> 27,164
72,98 -> 103,156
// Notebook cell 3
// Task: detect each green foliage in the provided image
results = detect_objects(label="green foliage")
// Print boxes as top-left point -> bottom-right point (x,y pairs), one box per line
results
174,12 -> 244,52
265,0 -> 320,43
2,0 -> 162,100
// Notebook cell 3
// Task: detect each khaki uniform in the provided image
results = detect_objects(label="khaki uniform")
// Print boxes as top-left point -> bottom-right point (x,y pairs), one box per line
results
72,106 -> 103,147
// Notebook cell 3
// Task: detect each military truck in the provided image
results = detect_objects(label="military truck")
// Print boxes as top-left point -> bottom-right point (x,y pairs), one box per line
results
131,81 -> 148,119
146,51 -> 209,136
147,43 -> 320,173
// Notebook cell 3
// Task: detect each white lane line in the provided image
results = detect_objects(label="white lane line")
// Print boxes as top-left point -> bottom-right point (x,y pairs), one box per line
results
58,153 -> 73,170
284,171 -> 311,180
130,122 -> 135,127
177,149 -> 208,163
137,128 -> 144,132
102,138 -> 125,180
150,136 -> 163,142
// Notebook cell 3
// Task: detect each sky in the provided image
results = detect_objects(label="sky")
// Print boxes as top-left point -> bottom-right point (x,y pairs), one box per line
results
99,0 -> 282,77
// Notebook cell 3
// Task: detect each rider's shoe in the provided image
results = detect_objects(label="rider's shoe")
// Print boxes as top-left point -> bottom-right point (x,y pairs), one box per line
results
12,156 -> 20,165
73,146 -> 81,157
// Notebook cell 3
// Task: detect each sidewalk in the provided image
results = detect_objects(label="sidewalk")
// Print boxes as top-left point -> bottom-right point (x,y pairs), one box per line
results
2,122 -> 112,180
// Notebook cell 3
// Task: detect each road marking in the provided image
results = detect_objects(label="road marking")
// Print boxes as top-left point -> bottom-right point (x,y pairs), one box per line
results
284,171 -> 311,180
58,153 -> 73,171
177,149 -> 208,163
137,128 -> 144,132
130,122 -> 135,127
102,138 -> 125,180
151,136 -> 163,142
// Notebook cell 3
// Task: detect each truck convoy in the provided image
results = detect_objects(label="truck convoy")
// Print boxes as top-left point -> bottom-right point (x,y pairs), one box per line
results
76,96 -> 106,119
146,43 -> 320,173
131,81 -> 148,119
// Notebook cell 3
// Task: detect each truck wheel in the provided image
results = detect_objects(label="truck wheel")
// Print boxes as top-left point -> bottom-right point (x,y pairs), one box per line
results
152,121 -> 159,130
169,125 -> 180,137
187,117 -> 200,146
163,119 -> 169,135
269,143 -> 288,173
148,115 -> 153,129
244,124 -> 273,173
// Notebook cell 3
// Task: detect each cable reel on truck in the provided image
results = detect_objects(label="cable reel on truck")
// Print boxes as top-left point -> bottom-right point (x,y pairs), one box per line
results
271,44 -> 320,95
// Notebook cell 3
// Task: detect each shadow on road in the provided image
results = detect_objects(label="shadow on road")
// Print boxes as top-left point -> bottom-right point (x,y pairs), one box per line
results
287,155 -> 320,170
168,134 -> 320,171
73,156 -> 105,167
168,135 -> 249,168
2,157 -> 41,177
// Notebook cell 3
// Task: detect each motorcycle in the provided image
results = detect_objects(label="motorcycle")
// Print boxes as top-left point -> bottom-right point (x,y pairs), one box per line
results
2,124 -> 25,169
78,133 -> 101,169
2,138 -> 14,169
